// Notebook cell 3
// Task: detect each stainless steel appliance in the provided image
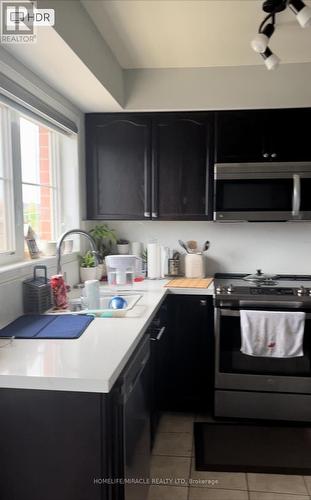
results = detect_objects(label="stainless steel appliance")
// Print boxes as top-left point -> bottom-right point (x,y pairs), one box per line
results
118,336 -> 151,500
214,162 -> 311,222
214,272 -> 311,422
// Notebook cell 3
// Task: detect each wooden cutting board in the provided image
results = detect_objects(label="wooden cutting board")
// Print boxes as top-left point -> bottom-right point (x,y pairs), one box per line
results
165,277 -> 214,289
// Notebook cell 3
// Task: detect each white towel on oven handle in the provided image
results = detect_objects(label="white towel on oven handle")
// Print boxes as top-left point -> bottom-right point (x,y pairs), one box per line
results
240,310 -> 306,358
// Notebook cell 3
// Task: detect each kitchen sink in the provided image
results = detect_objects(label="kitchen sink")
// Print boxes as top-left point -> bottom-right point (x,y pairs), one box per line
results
63,292 -> 142,316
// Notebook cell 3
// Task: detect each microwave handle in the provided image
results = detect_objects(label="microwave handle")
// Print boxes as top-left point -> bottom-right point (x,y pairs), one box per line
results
292,174 -> 301,216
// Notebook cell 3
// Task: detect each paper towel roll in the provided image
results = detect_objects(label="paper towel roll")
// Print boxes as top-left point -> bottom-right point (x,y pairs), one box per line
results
147,243 -> 161,279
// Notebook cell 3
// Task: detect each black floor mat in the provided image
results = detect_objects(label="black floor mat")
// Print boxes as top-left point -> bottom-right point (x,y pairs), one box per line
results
194,422 -> 311,475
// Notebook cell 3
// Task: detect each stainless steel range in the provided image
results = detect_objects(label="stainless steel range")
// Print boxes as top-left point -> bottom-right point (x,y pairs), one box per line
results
214,270 -> 311,422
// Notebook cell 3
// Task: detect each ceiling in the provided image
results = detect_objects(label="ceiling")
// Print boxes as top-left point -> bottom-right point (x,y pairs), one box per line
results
4,26 -> 122,112
82,0 -> 311,68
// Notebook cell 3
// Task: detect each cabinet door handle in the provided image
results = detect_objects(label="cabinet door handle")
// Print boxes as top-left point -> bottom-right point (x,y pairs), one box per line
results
263,153 -> 269,158
271,153 -> 277,158
144,211 -> 150,218
199,299 -> 207,306
152,212 -> 158,218
150,326 -> 166,341
292,174 -> 301,216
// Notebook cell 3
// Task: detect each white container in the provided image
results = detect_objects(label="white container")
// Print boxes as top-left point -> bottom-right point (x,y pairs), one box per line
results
84,279 -> 100,309
44,241 -> 57,256
80,266 -> 98,283
105,255 -> 139,288
131,241 -> 142,257
185,254 -> 205,279
147,242 -> 161,279
117,243 -> 130,254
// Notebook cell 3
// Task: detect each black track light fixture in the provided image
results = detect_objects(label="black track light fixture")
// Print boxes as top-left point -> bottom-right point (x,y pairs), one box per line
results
288,0 -> 311,27
251,0 -> 311,69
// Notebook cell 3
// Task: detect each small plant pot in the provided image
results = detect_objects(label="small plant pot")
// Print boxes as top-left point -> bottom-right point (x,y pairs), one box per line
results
80,267 -> 97,283
117,243 -> 129,255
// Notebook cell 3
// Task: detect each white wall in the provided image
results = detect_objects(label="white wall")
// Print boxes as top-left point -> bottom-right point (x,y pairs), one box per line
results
125,63 -> 311,110
98,220 -> 311,275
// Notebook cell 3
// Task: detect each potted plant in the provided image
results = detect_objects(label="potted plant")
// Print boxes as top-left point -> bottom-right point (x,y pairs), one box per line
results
79,251 -> 97,282
89,224 -> 117,278
117,238 -> 130,255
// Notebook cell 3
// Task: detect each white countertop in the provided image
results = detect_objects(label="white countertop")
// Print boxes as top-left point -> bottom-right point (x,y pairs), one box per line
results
0,279 -> 214,393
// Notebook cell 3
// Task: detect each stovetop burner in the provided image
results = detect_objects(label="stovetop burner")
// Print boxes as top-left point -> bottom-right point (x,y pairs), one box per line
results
214,272 -> 311,299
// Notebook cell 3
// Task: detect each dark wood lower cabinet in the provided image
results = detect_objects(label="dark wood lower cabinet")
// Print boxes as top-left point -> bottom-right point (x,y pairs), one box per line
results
0,389 -> 108,500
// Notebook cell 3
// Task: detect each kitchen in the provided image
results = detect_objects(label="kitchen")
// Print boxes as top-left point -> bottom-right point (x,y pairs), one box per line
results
1,1 -> 311,500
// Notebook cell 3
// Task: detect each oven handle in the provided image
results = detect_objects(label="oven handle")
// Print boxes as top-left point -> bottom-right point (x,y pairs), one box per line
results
292,174 -> 301,216
219,308 -> 311,319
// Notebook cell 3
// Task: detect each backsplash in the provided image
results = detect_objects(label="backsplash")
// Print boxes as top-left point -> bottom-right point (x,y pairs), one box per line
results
0,257 -> 79,328
89,221 -> 311,275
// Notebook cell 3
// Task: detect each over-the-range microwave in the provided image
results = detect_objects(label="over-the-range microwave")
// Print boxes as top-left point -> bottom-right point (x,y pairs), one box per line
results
214,162 -> 311,222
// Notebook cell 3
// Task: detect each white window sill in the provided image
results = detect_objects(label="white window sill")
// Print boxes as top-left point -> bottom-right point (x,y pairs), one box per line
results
0,252 -> 79,285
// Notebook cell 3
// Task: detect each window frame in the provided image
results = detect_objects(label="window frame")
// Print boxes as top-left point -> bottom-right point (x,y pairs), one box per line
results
0,105 -> 66,267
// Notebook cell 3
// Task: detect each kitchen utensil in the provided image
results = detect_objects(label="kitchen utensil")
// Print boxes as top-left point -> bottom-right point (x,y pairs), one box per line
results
244,269 -> 277,283
187,240 -> 199,253
168,258 -> 181,276
23,265 -> 52,314
109,296 -> 128,310
185,254 -> 205,279
165,278 -> 213,288
203,241 -> 210,252
178,240 -> 189,253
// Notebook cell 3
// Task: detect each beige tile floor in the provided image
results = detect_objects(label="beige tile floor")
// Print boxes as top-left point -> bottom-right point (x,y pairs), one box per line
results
148,412 -> 311,500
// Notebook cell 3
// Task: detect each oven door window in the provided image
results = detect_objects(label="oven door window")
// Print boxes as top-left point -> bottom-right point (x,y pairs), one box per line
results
216,179 -> 293,212
219,314 -> 311,376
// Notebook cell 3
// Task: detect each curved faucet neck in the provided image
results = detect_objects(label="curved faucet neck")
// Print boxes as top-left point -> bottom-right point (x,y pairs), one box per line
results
56,229 -> 98,275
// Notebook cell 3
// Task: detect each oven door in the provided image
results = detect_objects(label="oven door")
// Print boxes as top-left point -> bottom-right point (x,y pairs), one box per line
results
215,305 -> 311,394
214,163 -> 311,221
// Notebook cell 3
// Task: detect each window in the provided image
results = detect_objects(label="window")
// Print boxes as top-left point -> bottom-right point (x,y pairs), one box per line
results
0,106 -> 15,255
0,103 -> 78,267
20,117 -> 60,245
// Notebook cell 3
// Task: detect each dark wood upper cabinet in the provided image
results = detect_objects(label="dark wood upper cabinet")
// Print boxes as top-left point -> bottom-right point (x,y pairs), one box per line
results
215,108 -> 311,163
215,110 -> 266,163
86,114 -> 151,220
86,112 -> 213,221
152,113 -> 212,220
267,108 -> 311,161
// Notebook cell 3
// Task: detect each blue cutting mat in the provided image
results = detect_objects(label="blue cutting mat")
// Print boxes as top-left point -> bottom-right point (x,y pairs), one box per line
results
0,314 -> 94,339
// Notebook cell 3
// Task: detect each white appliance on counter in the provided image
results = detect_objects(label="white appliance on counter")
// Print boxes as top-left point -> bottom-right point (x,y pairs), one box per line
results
105,255 -> 142,287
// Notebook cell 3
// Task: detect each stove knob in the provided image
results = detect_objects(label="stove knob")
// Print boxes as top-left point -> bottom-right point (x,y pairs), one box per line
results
226,284 -> 234,294
297,286 -> 306,296
308,289 -> 311,296
216,286 -> 223,294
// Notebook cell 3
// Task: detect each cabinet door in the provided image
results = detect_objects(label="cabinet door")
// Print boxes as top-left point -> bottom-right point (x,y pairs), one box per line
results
166,295 -> 214,412
152,114 -> 212,220
86,114 -> 151,220
0,389 -> 103,500
215,110 -> 267,163
268,109 -> 311,161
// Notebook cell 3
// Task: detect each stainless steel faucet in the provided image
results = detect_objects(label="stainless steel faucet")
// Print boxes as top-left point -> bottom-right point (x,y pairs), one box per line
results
56,229 -> 98,275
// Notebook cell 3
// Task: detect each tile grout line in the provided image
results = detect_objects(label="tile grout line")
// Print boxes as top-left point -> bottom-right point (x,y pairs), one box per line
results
302,475 -> 310,497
